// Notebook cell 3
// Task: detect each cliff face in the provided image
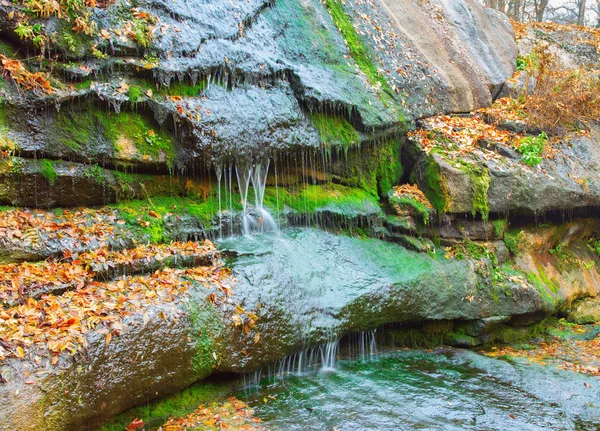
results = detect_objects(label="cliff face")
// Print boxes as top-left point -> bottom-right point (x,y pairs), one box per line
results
2,2 -> 600,431
0,0 -> 516,209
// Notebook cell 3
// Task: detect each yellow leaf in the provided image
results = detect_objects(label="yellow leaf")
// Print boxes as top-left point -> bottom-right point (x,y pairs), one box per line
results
254,333 -> 260,344
105,333 -> 112,346
16,346 -> 25,359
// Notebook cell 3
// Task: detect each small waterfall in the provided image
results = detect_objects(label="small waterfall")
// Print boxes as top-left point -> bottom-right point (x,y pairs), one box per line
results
235,158 -> 278,236
243,334 -> 340,388
242,330 -> 381,389
346,329 -> 378,361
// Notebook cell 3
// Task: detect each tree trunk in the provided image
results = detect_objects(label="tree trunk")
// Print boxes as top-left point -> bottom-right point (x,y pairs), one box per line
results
578,0 -> 587,25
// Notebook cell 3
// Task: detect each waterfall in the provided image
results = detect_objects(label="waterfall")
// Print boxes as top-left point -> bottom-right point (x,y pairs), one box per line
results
242,329 -> 380,389
346,329 -> 378,361
234,158 -> 278,236
243,334 -> 340,388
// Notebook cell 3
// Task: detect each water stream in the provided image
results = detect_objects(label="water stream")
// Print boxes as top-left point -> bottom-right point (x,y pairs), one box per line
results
241,349 -> 600,431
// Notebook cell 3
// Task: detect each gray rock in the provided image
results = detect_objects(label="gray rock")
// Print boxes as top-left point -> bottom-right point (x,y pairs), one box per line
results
568,296 -> 600,324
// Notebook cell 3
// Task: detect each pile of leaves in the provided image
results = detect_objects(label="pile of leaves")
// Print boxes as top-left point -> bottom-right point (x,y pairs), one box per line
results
0,207 -> 119,248
512,20 -> 600,52
0,242 -> 234,367
158,397 -> 265,431
408,113 -> 518,154
483,321 -> 600,378
391,184 -> 432,209
0,54 -> 54,94
0,241 -> 217,306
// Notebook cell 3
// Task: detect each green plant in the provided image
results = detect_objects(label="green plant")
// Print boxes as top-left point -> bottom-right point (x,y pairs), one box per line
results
516,132 -> 547,166
40,159 -> 58,185
549,242 -> 569,262
132,18 -> 153,47
83,164 -> 104,185
63,33 -> 78,53
8,157 -> 24,174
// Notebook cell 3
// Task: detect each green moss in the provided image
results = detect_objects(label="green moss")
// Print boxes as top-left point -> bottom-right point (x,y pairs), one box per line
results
0,41 -> 16,57
51,104 -> 176,166
422,156 -> 448,213
186,300 -> 222,376
504,229 -> 525,256
99,382 -> 230,431
390,195 -> 431,225
101,111 -> 176,168
323,0 -> 403,118
335,138 -> 403,199
54,26 -> 92,56
155,80 -> 208,98
83,164 -> 105,185
127,85 -> 142,103
375,139 -> 403,196
537,265 -> 560,293
4,157 -> 23,175
40,159 -> 58,186
492,219 -> 508,237
309,112 -> 360,151
470,166 -> 491,221
263,183 -> 379,216
73,80 -> 92,90
112,194 -> 242,243
527,272 -> 557,307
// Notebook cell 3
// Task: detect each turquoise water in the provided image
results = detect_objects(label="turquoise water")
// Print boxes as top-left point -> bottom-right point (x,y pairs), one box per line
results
242,349 -> 600,431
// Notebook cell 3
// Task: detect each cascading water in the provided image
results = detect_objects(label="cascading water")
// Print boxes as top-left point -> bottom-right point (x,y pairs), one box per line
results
242,330 -> 380,389
345,329 -> 378,361
234,158 -> 278,236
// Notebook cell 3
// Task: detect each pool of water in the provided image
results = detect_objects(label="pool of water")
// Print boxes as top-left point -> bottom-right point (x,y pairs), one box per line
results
241,349 -> 600,431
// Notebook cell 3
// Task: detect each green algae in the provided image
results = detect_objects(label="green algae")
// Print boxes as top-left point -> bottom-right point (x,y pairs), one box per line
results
470,166 -> 491,221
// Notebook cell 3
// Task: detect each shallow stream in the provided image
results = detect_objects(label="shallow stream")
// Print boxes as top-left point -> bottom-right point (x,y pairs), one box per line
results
242,349 -> 600,431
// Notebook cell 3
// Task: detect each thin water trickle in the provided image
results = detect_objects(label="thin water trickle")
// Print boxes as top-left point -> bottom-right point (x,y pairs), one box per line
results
216,164 -> 223,239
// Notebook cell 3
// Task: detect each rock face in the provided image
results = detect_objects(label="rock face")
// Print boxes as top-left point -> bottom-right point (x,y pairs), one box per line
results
0,0 -> 516,210
568,296 -> 600,324
411,131 -> 600,216
1,2 -> 598,431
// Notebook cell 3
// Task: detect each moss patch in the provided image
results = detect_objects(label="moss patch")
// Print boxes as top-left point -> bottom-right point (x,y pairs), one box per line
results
504,229 -> 525,256
422,156 -> 449,213
50,105 -> 176,167
99,381 -> 231,431
309,112 -> 360,151
263,183 -> 380,217
389,195 -> 432,225
40,159 -> 58,186
470,166 -> 491,221
323,0 -> 398,113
